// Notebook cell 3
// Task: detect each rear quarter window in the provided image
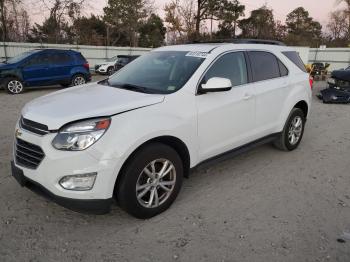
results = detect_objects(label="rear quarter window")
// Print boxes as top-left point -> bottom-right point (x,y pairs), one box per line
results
74,53 -> 87,64
282,51 -> 307,73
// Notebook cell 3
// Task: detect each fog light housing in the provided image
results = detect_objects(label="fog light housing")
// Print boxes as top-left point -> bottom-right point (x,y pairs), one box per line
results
59,173 -> 97,191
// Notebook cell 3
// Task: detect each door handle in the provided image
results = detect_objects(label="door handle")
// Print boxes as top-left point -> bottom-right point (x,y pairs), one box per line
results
243,93 -> 253,100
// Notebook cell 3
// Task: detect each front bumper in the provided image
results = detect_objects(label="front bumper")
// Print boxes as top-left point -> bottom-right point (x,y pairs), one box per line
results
12,125 -> 123,214
11,161 -> 112,214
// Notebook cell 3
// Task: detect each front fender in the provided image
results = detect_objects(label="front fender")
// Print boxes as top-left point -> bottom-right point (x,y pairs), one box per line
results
90,95 -> 198,168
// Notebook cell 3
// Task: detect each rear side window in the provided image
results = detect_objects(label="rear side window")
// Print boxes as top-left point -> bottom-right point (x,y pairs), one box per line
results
75,53 -> 87,63
51,53 -> 72,64
204,52 -> 248,87
26,53 -> 50,66
282,51 -> 306,72
248,51 -> 280,82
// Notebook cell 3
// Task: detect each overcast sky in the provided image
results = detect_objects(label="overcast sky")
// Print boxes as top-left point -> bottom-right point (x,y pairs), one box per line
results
31,0 -> 346,27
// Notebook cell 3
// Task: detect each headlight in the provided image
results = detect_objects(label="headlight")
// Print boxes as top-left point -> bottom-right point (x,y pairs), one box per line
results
327,78 -> 336,85
52,118 -> 111,151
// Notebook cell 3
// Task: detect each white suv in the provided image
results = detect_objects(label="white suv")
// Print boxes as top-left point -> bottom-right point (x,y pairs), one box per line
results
94,56 -> 118,75
12,41 -> 312,218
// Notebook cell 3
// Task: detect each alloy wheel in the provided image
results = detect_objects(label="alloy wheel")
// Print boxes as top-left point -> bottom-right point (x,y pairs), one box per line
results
288,116 -> 303,145
7,80 -> 23,94
73,76 -> 86,86
136,159 -> 177,208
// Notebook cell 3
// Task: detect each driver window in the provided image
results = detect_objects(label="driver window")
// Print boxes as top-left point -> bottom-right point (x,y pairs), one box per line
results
26,54 -> 50,67
204,52 -> 248,87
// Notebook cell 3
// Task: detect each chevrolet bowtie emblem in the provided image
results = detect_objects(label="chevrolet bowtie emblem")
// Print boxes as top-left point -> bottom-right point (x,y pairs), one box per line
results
15,129 -> 22,138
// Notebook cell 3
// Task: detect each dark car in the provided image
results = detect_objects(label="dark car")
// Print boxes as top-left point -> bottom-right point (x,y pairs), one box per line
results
318,67 -> 350,103
114,55 -> 139,71
0,49 -> 91,94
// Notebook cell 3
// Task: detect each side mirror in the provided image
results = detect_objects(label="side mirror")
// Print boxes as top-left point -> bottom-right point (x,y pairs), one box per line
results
200,77 -> 232,93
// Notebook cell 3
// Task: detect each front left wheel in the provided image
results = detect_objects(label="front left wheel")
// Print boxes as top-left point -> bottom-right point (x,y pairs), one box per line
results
5,78 -> 24,94
117,143 -> 183,219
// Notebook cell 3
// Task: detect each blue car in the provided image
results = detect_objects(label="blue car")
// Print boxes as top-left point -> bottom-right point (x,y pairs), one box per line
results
0,49 -> 91,94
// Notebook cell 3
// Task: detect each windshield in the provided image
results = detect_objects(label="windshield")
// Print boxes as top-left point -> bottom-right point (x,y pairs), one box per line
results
6,50 -> 39,64
107,51 -> 205,94
106,56 -> 118,62
116,57 -> 130,64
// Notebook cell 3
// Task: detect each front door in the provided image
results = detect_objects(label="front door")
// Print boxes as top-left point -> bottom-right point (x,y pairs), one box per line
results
196,52 -> 256,161
22,53 -> 53,86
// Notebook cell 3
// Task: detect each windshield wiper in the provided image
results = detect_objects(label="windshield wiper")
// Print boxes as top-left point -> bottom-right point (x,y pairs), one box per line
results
113,83 -> 156,94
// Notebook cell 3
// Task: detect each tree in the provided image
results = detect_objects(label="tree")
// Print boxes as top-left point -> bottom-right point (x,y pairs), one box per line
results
239,5 -> 276,39
216,0 -> 245,38
103,0 -> 152,47
164,0 -> 184,43
336,0 -> 350,37
138,13 -> 166,47
285,7 -> 322,46
164,0 -> 197,43
327,10 -> 348,40
193,0 -> 222,38
0,0 -> 30,42
73,15 -> 106,45
29,0 -> 86,44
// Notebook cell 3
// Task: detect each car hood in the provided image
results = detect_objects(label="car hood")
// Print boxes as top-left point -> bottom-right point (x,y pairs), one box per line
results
22,82 -> 165,130
96,61 -> 115,67
0,62 -> 16,70
331,70 -> 350,82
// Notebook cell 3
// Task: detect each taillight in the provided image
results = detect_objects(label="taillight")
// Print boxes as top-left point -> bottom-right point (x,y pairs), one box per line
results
309,76 -> 313,89
83,63 -> 90,70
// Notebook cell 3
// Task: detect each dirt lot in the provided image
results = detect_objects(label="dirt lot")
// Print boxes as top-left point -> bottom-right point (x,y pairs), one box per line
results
0,79 -> 349,262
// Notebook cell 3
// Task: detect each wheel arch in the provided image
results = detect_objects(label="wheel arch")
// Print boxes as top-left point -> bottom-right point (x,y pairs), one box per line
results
293,100 -> 309,118
113,135 -> 191,196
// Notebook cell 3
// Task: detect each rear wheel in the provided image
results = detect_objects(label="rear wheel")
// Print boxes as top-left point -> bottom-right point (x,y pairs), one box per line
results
71,74 -> 86,86
273,108 -> 306,151
117,143 -> 183,219
5,78 -> 24,94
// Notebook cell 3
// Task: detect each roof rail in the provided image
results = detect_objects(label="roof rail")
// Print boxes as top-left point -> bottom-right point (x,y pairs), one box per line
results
189,39 -> 286,46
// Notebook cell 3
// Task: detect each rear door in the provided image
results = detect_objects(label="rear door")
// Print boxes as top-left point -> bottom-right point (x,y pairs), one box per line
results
247,51 -> 289,136
49,51 -> 73,83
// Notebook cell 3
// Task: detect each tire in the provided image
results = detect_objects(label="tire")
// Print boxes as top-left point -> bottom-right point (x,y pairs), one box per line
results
117,143 -> 183,219
107,67 -> 115,75
5,77 -> 24,94
273,108 -> 306,151
71,74 -> 86,86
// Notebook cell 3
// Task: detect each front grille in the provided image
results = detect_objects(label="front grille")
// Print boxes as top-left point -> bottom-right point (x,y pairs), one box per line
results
20,117 -> 49,136
15,138 -> 45,169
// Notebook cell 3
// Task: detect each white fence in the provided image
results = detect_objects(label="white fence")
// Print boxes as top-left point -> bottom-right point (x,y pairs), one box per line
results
0,42 -> 151,69
1,42 -> 350,72
309,48 -> 350,71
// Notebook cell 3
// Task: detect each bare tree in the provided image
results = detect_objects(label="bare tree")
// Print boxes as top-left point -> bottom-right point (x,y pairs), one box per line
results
336,0 -> 350,37
327,10 -> 348,39
0,0 -> 30,42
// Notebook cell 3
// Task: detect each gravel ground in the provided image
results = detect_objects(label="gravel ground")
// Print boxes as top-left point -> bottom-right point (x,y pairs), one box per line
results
0,79 -> 349,262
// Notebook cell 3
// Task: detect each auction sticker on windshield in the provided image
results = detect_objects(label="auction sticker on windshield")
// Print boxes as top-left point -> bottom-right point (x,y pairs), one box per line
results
186,51 -> 208,58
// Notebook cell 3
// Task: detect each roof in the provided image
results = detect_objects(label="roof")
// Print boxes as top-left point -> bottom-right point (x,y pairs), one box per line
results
155,43 -> 294,53
33,48 -> 80,53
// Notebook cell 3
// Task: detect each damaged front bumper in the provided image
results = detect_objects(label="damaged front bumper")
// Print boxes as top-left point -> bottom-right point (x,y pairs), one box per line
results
318,78 -> 350,104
